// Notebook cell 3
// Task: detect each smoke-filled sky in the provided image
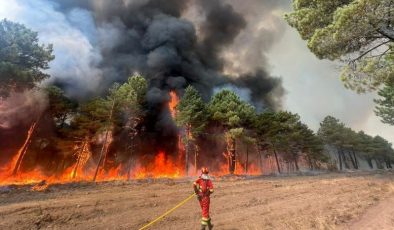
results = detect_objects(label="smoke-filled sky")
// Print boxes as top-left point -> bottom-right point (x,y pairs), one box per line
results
0,0 -> 392,143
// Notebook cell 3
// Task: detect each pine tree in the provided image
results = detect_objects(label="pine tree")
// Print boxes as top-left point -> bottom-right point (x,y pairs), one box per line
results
175,86 -> 208,175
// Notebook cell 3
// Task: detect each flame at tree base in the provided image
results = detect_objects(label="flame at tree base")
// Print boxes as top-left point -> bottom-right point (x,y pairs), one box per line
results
0,150 -> 189,186
0,149 -> 262,187
133,151 -> 183,179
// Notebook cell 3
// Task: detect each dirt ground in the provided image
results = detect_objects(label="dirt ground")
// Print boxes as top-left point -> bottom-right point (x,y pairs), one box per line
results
1,171 -> 394,230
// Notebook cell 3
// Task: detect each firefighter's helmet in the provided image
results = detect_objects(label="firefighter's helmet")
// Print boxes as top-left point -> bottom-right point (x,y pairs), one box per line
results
201,167 -> 209,174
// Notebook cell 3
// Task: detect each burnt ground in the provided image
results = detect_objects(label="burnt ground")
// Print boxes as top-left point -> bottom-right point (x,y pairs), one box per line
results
1,171 -> 394,230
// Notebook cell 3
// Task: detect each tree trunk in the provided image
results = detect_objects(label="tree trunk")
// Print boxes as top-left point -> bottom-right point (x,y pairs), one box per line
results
352,150 -> 359,169
292,151 -> 299,171
194,145 -> 199,175
12,121 -> 38,175
347,150 -> 357,169
337,149 -> 343,171
294,158 -> 299,171
72,141 -> 87,179
306,155 -> 313,170
185,139 -> 189,176
387,161 -> 392,169
367,158 -> 373,169
93,100 -> 115,182
340,149 -> 350,169
245,144 -> 249,174
126,146 -> 133,181
228,137 -> 236,174
272,145 -> 281,174
259,149 -> 264,175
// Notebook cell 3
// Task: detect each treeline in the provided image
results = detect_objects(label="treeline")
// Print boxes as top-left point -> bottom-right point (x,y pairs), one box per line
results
176,86 -> 327,174
35,81 -> 331,175
177,86 -> 394,174
318,116 -> 394,170
15,75 -> 394,175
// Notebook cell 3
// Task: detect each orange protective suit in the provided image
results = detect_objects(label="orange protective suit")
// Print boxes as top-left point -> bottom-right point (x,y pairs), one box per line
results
193,175 -> 214,228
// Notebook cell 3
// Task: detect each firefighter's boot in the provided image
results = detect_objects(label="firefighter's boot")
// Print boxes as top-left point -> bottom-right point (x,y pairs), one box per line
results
200,224 -> 206,230
208,220 -> 213,230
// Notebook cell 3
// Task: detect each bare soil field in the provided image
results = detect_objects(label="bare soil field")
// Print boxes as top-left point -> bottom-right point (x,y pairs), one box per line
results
1,171 -> 394,230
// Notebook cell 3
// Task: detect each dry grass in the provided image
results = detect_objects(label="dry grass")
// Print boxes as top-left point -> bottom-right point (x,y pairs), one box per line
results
0,171 -> 394,230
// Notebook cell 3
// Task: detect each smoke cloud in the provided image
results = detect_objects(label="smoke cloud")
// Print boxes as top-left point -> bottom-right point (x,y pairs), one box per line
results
0,0 -> 288,150
1,0 -> 285,104
0,90 -> 48,129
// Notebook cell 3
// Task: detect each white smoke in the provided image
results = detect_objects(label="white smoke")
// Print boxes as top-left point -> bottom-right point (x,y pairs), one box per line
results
0,90 -> 48,129
0,0 -> 103,99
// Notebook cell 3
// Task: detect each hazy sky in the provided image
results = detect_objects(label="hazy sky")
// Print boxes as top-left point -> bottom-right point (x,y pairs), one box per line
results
0,0 -> 392,143
268,2 -> 393,144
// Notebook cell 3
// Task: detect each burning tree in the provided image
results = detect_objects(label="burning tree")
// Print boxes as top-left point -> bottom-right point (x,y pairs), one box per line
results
175,86 -> 208,175
107,75 -> 147,180
0,19 -> 54,176
208,89 -> 256,174
69,97 -> 113,179
70,74 -> 147,181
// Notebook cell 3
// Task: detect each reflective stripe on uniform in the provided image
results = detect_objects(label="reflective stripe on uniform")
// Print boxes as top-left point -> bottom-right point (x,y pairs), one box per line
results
201,217 -> 211,225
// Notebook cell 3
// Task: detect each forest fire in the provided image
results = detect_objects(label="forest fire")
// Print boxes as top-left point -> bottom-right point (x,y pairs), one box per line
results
1,91 -> 187,187
133,151 -> 182,179
0,0 -> 294,191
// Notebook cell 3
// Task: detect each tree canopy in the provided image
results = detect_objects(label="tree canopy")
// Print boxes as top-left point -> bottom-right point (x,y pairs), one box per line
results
0,19 -> 54,96
208,89 -> 255,131
175,86 -> 208,138
374,81 -> 394,125
286,0 -> 394,92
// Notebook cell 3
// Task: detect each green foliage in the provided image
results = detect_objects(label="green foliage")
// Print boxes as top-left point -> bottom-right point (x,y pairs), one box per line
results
70,98 -> 112,139
208,89 -> 256,130
374,81 -> 394,125
0,19 -> 54,95
286,0 -> 394,92
70,74 -> 148,140
175,85 -> 208,138
109,74 -> 147,106
318,116 -> 346,146
45,86 -> 77,128
318,115 -> 394,167
371,136 -> 394,163
254,111 -> 326,168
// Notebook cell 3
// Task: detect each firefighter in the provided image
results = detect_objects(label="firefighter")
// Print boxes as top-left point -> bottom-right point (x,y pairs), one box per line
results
193,167 -> 214,230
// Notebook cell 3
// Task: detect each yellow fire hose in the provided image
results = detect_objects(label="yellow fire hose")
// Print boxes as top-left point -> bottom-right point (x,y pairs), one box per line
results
138,193 -> 197,230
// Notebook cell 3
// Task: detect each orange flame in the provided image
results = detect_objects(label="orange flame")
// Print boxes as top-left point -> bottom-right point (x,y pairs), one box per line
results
133,151 -> 182,179
8,122 -> 37,175
71,141 -> 91,179
31,182 -> 49,191
169,91 -> 179,118
213,152 -> 262,176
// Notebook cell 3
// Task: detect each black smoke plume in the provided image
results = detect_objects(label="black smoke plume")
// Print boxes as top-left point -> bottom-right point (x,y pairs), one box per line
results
2,0 -> 285,157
